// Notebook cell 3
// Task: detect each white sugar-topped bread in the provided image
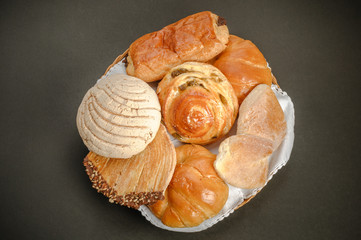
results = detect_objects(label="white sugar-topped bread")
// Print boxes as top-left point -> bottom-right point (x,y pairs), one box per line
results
76,74 -> 161,158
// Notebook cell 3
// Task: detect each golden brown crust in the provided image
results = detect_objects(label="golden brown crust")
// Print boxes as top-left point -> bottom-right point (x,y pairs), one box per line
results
83,124 -> 176,209
213,35 -> 272,105
149,144 -> 229,228
127,11 -> 229,82
237,84 -> 287,150
157,62 -> 238,145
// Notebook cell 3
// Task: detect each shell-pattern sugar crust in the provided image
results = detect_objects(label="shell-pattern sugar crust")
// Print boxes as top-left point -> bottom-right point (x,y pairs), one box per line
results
77,74 -> 161,159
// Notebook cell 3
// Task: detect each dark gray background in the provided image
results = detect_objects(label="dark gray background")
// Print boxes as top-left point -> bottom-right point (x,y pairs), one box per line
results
1,0 -> 360,239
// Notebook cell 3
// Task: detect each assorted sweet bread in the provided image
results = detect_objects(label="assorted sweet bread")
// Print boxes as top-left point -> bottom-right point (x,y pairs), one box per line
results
157,62 -> 238,145
213,35 -> 273,105
76,11 -> 289,230
149,144 -> 229,228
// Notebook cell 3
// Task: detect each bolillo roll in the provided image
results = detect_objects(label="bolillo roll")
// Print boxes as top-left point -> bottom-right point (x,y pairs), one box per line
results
214,84 -> 287,189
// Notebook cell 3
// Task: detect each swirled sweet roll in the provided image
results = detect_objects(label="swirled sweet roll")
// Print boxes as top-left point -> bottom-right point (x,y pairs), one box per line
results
157,62 -> 238,145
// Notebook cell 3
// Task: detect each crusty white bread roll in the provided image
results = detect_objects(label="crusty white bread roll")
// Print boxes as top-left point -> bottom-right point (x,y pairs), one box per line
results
76,74 -> 161,158
214,84 -> 287,189
214,134 -> 273,189
237,84 -> 286,150
126,11 -> 229,82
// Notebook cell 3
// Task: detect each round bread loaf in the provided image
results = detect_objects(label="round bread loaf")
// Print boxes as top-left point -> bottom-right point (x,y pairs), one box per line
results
76,74 -> 161,158
149,144 -> 229,228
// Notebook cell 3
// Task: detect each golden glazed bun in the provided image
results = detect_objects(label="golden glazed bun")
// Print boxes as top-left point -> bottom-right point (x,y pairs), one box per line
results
149,144 -> 229,228
126,11 -> 229,82
237,84 -> 286,150
83,124 -> 176,209
76,74 -> 161,158
214,135 -> 273,189
157,62 -> 238,145
213,35 -> 273,105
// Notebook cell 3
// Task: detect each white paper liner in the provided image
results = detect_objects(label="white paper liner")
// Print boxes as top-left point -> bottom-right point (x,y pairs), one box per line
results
98,60 -> 295,233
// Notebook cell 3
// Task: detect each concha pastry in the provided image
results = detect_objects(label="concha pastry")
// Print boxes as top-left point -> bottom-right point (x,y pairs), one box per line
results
126,11 -> 229,82
157,62 -> 238,145
149,144 -> 229,228
76,74 -> 161,158
83,124 -> 176,209
213,35 -> 273,105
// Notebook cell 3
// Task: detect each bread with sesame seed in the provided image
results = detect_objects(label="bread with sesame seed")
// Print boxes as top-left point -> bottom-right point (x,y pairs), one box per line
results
83,124 -> 176,209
